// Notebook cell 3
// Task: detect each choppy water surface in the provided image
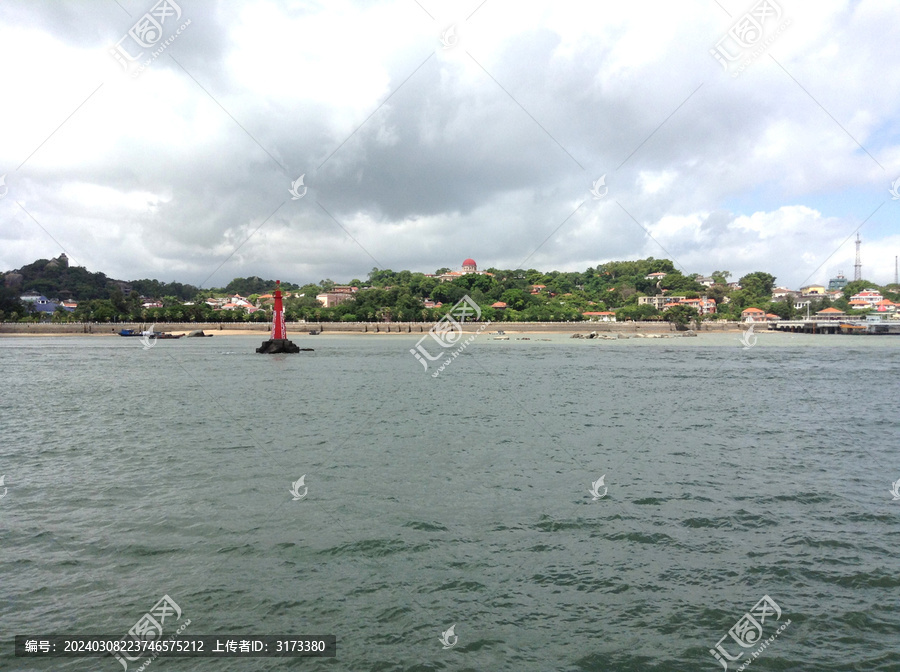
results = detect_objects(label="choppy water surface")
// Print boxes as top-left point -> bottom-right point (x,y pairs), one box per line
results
1,332 -> 899,671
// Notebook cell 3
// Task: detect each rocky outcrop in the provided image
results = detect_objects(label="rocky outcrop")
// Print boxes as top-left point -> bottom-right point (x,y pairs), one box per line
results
4,272 -> 23,289
256,338 -> 312,354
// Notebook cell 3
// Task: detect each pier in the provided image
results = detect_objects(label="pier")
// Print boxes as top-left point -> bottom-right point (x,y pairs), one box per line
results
768,319 -> 900,335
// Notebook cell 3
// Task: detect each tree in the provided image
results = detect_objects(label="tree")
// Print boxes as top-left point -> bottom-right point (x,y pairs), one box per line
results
662,304 -> 699,328
500,289 -> 529,311
842,279 -> 881,299
0,286 -> 24,320
711,270 -> 731,285
615,304 -> 659,321
739,272 -> 776,300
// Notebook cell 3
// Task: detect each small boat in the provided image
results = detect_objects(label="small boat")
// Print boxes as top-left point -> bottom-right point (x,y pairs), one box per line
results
154,332 -> 184,339
118,329 -> 141,337
494,335 -> 509,340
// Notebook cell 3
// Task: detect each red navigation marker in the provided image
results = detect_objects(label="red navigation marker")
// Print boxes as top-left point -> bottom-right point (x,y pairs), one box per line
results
271,280 -> 286,340
256,280 -> 306,354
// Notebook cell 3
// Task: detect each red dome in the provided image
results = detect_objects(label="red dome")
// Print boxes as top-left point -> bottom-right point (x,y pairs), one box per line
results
462,258 -> 476,267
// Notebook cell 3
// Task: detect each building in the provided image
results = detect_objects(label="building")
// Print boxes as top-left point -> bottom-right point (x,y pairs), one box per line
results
490,301 -> 507,310
678,297 -> 717,315
638,295 -> 672,310
583,311 -> 616,321
799,284 -> 827,296
848,289 -> 883,307
428,259 -> 494,282
828,274 -> 849,291
20,293 -> 62,314
816,307 -> 846,320
638,295 -> 716,315
772,287 -> 797,299
644,272 -> 667,280
741,307 -> 766,322
316,292 -> 355,308
695,276 -> 715,286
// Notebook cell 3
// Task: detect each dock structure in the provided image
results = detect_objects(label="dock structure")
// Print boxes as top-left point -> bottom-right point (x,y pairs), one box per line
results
768,319 -> 900,335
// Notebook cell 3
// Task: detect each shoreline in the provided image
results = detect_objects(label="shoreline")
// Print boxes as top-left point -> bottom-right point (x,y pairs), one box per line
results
0,321 -> 750,337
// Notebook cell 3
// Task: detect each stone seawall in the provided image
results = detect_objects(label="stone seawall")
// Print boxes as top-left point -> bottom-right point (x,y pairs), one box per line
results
1,321 -> 745,335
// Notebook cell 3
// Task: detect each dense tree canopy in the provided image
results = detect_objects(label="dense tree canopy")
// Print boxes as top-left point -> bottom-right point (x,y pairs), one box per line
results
5,254 -> 898,324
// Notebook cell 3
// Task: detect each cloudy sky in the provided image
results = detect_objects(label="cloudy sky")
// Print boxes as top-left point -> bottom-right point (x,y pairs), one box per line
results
1,0 -> 899,289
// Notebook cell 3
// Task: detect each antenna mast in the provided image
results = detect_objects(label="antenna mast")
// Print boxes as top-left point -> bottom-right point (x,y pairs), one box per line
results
854,233 -> 862,281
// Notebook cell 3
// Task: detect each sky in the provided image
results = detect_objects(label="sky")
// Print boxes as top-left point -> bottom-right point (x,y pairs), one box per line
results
1,0 -> 899,290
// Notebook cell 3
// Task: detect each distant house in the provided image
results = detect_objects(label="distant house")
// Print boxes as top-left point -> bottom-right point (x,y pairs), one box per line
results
20,294 -> 60,314
490,301 -> 507,309
741,307 -> 766,322
800,284 -> 827,296
641,295 -> 716,315
583,311 -> 616,322
142,300 -> 163,308
849,289 -> 883,307
678,297 -> 717,315
696,276 -> 715,286
771,287 -> 797,299
316,292 -> 354,308
229,294 -> 252,307
529,284 -> 546,294
644,272 -> 667,280
639,295 -> 674,310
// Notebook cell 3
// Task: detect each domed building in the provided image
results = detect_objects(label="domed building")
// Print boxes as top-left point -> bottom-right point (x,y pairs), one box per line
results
428,258 -> 494,282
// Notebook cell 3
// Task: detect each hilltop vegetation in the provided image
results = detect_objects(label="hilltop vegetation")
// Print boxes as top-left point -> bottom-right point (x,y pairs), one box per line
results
3,255 -> 898,324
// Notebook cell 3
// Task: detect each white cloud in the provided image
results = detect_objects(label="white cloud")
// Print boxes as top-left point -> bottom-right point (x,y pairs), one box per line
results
1,0 -> 899,289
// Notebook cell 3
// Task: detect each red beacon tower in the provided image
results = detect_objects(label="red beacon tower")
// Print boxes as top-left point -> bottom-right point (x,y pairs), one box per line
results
256,280 -> 303,354
272,280 -> 286,340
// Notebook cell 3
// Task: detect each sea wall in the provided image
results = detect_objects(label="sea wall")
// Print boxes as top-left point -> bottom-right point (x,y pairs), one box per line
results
0,321 -> 746,335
